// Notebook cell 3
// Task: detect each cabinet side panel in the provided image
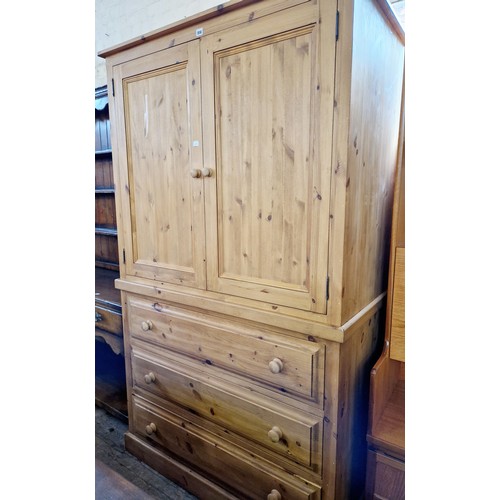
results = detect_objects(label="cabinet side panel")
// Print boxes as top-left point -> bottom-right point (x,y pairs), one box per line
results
341,0 -> 404,323
335,307 -> 384,499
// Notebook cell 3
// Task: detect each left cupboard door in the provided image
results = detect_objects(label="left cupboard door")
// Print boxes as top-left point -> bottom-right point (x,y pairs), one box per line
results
111,41 -> 206,289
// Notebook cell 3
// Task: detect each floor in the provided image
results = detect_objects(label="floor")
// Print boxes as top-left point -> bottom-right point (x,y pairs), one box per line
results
95,405 -> 198,500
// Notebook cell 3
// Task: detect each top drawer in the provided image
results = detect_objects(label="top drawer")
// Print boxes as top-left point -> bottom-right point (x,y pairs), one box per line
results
127,295 -> 324,403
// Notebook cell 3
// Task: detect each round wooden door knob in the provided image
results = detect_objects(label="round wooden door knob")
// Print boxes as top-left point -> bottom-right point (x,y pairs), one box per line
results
190,168 -> 202,178
201,167 -> 213,177
268,358 -> 284,374
141,320 -> 153,331
267,489 -> 282,500
267,426 -> 283,443
144,372 -> 156,384
145,423 -> 157,435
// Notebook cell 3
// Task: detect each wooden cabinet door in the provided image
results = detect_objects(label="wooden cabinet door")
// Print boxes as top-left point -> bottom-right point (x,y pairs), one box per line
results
112,41 -> 206,289
201,10 -> 333,313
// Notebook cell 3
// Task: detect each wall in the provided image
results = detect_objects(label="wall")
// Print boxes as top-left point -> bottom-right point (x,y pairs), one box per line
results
95,0 -> 221,88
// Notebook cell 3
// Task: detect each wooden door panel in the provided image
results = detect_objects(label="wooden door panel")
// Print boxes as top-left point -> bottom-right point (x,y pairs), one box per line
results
203,12 -> 331,313
115,42 -> 206,288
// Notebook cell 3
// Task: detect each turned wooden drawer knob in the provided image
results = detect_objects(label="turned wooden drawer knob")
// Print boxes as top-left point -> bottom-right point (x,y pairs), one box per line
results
144,372 -> 156,384
190,168 -> 202,178
141,320 -> 153,331
201,167 -> 213,177
268,358 -> 283,374
145,423 -> 157,435
267,489 -> 282,500
267,426 -> 283,443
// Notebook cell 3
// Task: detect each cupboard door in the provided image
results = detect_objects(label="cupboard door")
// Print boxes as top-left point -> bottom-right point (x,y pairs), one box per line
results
202,12 -> 333,313
113,41 -> 206,289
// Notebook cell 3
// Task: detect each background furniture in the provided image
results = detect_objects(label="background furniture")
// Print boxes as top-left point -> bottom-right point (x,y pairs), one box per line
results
365,85 -> 405,498
99,0 -> 405,497
95,87 -> 127,421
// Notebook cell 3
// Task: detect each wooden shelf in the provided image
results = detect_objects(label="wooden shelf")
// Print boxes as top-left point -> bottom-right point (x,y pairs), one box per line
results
96,227 -> 118,236
96,188 -> 115,194
96,267 -> 121,305
96,149 -> 112,156
368,380 -> 405,460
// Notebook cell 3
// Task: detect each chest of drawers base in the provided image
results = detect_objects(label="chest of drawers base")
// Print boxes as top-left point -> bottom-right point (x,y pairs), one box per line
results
120,291 -> 383,499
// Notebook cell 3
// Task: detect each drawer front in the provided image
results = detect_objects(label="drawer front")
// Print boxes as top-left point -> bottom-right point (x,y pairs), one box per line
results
366,449 -> 405,500
131,396 -> 321,500
95,303 -> 123,335
128,295 -> 324,402
132,349 -> 322,470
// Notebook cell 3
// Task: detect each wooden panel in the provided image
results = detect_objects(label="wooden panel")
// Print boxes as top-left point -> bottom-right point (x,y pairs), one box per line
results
130,396 -> 322,499
340,0 -> 405,323
131,349 -> 322,470
95,233 -> 119,266
389,247 -> 404,361
95,113 -> 111,152
395,141 -> 405,248
330,308 -> 382,500
95,268 -> 121,303
217,30 -> 312,289
369,379 -> 405,458
368,347 -> 400,436
365,449 -> 405,500
95,158 -> 114,189
127,294 -> 324,402
95,193 -> 117,229
116,41 -> 206,288
96,303 -> 123,336
202,7 -> 332,314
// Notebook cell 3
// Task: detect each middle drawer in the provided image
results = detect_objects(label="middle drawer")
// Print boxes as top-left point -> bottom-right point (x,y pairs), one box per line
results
131,347 -> 322,471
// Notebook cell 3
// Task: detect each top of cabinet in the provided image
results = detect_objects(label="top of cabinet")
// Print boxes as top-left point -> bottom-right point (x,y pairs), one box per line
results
98,0 -> 268,59
98,0 -> 403,59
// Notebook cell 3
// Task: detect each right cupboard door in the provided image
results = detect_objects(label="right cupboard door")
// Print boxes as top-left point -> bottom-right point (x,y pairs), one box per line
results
202,10 -> 333,313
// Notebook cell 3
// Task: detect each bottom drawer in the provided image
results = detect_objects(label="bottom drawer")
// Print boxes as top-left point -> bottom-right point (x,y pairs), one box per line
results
131,396 -> 321,500
366,449 -> 405,500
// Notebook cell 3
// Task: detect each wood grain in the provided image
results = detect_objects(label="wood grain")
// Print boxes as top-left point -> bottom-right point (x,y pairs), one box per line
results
389,247 -> 405,361
115,41 -> 207,289
100,1 -> 405,498
340,0 -> 405,324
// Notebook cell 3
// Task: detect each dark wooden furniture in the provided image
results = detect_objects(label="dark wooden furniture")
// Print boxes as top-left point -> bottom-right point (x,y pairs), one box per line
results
95,86 -> 127,421
365,89 -> 405,499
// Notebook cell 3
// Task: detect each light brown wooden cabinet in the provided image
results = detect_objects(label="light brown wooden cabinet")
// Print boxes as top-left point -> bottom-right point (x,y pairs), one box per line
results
99,0 -> 404,498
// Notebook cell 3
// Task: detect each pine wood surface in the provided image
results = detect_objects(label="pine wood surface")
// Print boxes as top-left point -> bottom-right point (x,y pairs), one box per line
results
127,294 -> 324,403
369,379 -> 405,458
131,347 -> 322,470
130,395 -> 322,500
115,41 -> 207,289
100,0 -> 405,497
339,0 -> 404,324
202,2 -> 330,314
389,247 -> 405,361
